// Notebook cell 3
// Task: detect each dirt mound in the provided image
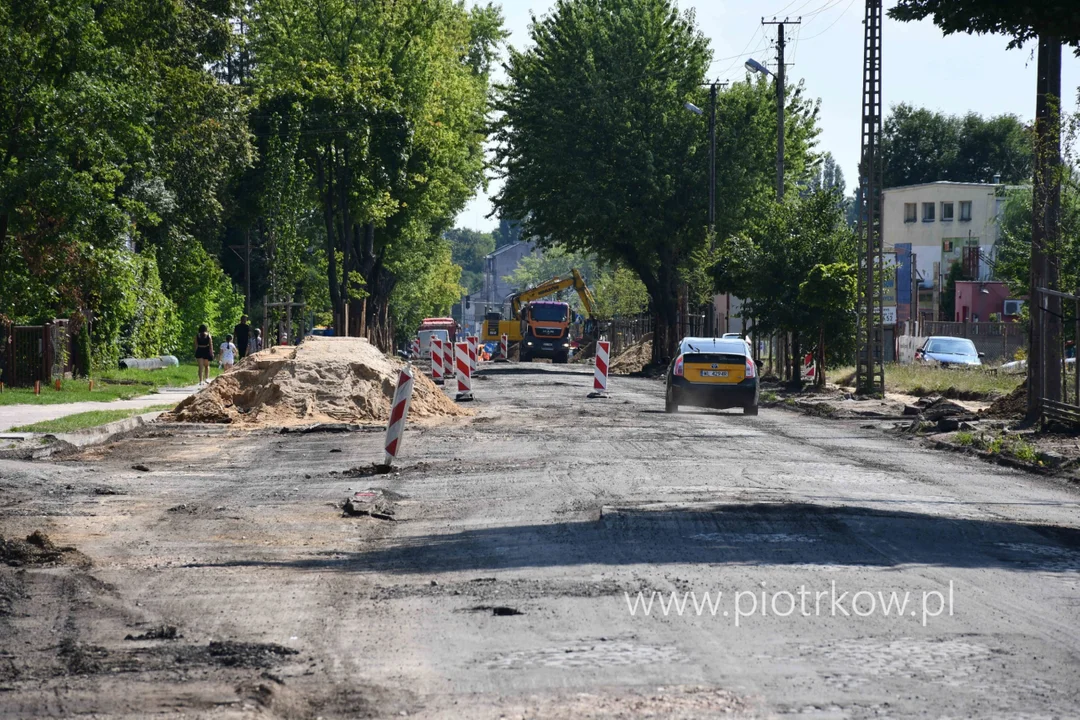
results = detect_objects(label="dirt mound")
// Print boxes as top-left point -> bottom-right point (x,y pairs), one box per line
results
609,334 -> 653,375
1,531 -> 90,567
162,337 -> 468,427
982,380 -> 1027,419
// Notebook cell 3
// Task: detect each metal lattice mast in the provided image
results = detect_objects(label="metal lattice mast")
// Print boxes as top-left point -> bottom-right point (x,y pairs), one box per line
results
855,0 -> 884,395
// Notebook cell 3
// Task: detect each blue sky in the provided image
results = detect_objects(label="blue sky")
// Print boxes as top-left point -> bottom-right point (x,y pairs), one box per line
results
455,0 -> 1080,231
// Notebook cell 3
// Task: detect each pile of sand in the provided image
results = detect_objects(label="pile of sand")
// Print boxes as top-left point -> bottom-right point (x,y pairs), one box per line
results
609,335 -> 653,375
163,337 -> 468,426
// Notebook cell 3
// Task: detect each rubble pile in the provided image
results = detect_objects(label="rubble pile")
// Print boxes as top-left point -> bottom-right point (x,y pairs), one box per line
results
982,381 -> 1027,419
609,334 -> 653,375
163,337 -> 468,427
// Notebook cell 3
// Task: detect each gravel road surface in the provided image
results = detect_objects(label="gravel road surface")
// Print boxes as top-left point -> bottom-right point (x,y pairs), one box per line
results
1,363 -> 1077,718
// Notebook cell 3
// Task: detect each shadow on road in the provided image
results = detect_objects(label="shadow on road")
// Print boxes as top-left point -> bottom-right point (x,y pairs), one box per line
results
478,365 -> 593,377
190,502 -> 1080,575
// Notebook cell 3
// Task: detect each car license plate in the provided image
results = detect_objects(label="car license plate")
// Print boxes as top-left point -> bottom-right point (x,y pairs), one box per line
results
701,370 -> 728,377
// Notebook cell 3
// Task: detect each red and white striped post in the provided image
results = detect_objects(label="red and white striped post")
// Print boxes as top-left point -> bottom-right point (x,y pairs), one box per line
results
467,335 -> 479,372
431,337 -> 444,384
500,334 -> 508,361
410,338 -> 420,358
442,337 -> 453,386
382,366 -> 415,467
455,341 -> 473,402
588,340 -> 610,398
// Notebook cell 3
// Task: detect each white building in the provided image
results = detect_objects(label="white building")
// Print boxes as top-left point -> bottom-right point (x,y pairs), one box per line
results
882,181 -> 1006,282
881,181 -> 1011,321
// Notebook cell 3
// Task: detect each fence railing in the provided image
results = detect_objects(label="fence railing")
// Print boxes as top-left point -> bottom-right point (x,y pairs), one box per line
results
603,313 -> 654,357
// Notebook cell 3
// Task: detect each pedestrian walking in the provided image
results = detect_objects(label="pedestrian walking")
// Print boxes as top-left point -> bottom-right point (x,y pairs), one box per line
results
219,334 -> 239,371
233,315 -> 251,360
194,324 -> 214,384
246,328 -> 262,356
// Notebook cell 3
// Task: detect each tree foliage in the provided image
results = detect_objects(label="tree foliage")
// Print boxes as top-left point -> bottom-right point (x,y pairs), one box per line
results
888,1 -> 1080,54
445,228 -> 496,293
250,0 -> 504,346
881,104 -> 1032,187
714,190 -> 856,376
494,0 -> 713,360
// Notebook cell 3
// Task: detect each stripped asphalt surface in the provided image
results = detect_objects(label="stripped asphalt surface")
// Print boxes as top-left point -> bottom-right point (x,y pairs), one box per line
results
1,363 -> 1078,718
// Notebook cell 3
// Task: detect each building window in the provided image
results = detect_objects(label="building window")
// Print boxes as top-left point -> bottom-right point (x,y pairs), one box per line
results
959,200 -> 972,221
941,202 -> 954,221
904,203 -> 917,223
922,202 -> 935,222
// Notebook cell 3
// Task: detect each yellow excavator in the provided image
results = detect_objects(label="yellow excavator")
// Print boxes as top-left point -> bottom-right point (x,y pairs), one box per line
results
482,269 -> 603,361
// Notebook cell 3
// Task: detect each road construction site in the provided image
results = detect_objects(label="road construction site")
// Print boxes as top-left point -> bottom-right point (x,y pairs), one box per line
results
1,344 -> 1079,719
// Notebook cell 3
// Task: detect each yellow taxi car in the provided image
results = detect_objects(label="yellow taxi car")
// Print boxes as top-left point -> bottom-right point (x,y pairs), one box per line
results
664,337 -> 759,415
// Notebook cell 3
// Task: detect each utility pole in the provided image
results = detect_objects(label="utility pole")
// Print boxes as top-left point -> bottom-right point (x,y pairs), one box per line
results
762,18 -> 799,201
708,82 -> 717,234
1028,35 -> 1063,422
855,0 -> 884,395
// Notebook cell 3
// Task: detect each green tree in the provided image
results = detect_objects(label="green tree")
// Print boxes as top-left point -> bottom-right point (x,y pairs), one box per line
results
251,0 -> 504,347
799,261 -> 857,387
494,0 -> 713,361
445,228 -> 496,292
593,266 -> 650,317
494,218 -> 522,249
941,260 -> 964,322
714,189 -> 856,384
881,104 -> 1032,187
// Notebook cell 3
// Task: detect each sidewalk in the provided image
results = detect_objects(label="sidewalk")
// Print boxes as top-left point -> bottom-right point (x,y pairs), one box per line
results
0,385 -> 198,432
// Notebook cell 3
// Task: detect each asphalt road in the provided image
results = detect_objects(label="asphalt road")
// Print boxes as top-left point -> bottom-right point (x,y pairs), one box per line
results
1,363 -> 1078,718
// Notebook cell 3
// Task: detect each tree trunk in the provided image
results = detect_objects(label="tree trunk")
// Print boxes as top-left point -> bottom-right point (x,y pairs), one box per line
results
817,324 -> 826,388
790,332 -> 801,388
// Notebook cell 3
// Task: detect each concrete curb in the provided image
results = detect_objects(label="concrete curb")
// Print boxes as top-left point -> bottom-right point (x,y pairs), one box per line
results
50,411 -> 167,448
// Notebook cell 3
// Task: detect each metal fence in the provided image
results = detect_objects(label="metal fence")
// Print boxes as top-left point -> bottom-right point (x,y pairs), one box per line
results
603,313 -> 654,357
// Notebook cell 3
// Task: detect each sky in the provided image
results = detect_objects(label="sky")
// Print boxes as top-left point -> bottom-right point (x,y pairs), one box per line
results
454,0 -> 1080,232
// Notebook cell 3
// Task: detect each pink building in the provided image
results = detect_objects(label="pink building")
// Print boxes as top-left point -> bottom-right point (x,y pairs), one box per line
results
953,281 -> 1018,322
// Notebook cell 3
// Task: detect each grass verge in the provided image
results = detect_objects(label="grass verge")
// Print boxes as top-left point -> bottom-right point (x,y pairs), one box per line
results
0,362 -> 211,406
10,404 -> 175,433
832,363 -> 1021,400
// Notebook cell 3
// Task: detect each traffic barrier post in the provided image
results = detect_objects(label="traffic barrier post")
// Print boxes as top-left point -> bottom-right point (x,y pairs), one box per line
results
468,335 -> 478,372
431,337 -> 444,384
454,341 -> 473,402
442,338 -> 453,387
588,340 -> 610,398
382,366 -> 415,467
501,334 -> 508,362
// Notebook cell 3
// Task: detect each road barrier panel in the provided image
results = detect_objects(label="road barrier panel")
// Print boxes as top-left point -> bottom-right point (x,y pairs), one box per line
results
455,341 -> 473,402
382,365 -> 415,467
431,337 -> 444,384
588,340 -> 610,398
468,335 -> 479,373
500,334 -> 509,362
442,338 -> 453,387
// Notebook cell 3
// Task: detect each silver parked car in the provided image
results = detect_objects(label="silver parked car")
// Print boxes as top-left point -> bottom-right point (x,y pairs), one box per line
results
914,336 -> 983,367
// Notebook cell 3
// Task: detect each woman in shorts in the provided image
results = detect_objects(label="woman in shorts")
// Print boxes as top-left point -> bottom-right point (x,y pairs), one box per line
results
194,324 -> 214,384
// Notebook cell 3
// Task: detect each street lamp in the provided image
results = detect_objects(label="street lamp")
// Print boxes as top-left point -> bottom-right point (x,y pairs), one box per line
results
746,56 -> 784,202
744,58 -> 773,76
683,85 -> 721,334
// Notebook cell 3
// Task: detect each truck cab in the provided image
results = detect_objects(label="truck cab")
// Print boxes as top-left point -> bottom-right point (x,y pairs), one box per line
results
521,301 -> 572,363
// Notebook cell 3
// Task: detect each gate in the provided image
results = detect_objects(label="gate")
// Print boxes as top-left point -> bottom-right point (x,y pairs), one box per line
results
1,321 -> 70,387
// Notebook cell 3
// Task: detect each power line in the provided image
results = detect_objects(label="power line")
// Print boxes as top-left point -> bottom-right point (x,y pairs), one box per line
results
798,0 -> 858,41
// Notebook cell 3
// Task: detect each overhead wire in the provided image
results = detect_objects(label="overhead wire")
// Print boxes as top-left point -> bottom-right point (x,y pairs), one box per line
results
799,0 -> 855,41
